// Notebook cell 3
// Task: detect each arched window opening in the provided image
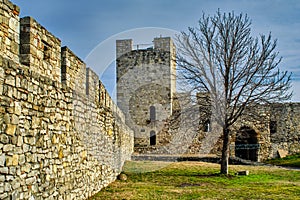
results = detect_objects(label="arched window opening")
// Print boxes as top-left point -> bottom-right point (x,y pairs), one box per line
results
42,40 -> 51,60
270,121 -> 277,134
204,119 -> 211,132
150,131 -> 156,145
150,106 -> 156,122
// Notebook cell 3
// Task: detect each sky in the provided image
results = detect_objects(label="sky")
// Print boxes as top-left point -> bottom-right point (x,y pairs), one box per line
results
10,0 -> 300,101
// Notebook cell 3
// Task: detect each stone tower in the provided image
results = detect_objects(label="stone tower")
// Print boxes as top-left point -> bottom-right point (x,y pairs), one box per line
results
116,37 -> 176,147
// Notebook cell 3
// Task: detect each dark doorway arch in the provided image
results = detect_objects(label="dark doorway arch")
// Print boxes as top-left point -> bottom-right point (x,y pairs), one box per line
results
235,126 -> 259,161
150,130 -> 156,145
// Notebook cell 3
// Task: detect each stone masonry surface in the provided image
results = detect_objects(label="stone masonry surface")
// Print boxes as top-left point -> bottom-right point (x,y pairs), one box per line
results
0,0 -> 134,199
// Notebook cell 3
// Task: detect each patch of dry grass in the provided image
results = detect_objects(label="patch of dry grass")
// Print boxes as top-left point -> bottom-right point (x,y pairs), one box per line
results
88,161 -> 300,200
265,153 -> 300,168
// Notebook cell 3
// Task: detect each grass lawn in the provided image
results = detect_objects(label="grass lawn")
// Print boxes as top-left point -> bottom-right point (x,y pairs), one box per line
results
265,153 -> 300,168
88,161 -> 300,200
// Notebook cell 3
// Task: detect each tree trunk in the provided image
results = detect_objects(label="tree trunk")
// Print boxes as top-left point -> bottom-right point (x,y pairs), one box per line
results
220,127 -> 230,174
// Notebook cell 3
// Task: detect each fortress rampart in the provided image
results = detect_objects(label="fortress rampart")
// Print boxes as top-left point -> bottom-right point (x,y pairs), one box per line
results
0,0 -> 134,199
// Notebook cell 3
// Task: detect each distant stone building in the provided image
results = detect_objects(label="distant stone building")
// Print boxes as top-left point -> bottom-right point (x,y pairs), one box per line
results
116,37 -> 300,161
116,37 -> 176,147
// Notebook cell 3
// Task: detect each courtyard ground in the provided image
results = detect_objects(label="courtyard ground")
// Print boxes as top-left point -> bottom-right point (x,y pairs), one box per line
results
88,160 -> 300,200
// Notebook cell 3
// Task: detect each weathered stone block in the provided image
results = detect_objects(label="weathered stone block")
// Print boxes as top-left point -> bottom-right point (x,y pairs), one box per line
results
0,134 -> 9,144
16,136 -> 22,146
11,190 -> 19,200
14,101 -> 21,115
24,137 -> 36,146
0,192 -> 8,199
6,175 -> 13,181
277,149 -> 288,158
4,75 -> 15,86
237,170 -> 249,176
5,123 -> 16,135
25,177 -> 36,185
26,152 -> 37,163
11,114 -> 18,124
58,148 -> 64,159
0,175 -> 5,182
117,173 -> 127,181
0,154 -> 5,166
11,180 -> 20,190
5,154 -> 18,166
3,144 -> 13,152
12,154 -> 18,166
0,167 -> 8,174
22,143 -> 30,152
4,183 -> 12,192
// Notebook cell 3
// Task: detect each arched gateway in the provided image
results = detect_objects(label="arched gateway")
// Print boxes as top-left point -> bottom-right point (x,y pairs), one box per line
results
235,126 -> 259,161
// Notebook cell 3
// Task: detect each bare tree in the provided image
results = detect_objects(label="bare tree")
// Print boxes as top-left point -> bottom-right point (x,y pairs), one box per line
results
176,11 -> 292,174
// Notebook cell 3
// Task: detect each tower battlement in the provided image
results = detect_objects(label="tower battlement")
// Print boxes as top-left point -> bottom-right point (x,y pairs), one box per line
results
116,39 -> 133,58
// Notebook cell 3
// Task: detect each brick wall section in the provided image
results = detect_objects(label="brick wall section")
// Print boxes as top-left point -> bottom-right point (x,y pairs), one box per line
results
0,0 -> 134,199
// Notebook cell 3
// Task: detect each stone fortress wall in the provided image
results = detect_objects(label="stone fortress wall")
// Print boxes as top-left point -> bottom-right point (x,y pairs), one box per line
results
0,0 -> 134,199
188,102 -> 300,161
269,103 -> 300,157
116,36 -> 300,162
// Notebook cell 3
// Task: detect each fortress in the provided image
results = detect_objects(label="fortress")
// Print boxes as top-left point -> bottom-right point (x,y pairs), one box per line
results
116,38 -> 300,161
0,0 -> 300,199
